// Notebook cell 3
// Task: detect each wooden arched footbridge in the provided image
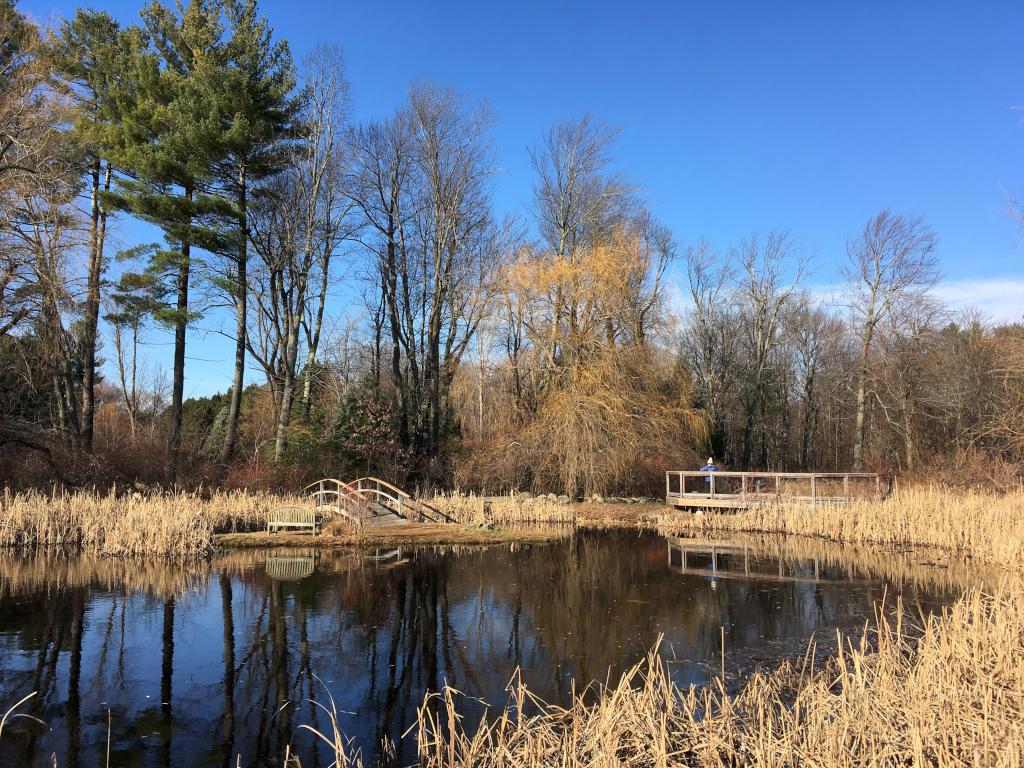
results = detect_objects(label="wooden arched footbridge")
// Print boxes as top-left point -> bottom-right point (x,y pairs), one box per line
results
267,477 -> 452,533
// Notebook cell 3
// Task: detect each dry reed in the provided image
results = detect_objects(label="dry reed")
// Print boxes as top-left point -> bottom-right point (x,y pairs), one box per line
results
659,485 -> 1024,570
429,491 -> 577,525
0,488 -> 291,557
416,579 -> 1024,767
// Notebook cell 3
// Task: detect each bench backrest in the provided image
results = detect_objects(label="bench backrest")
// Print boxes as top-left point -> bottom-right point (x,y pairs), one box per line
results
268,507 -> 317,525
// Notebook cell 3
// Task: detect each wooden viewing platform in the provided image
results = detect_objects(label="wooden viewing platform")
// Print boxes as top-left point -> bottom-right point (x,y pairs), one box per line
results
665,470 -> 891,511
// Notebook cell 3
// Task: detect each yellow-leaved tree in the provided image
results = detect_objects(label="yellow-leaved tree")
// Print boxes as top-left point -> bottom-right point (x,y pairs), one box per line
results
455,225 -> 706,497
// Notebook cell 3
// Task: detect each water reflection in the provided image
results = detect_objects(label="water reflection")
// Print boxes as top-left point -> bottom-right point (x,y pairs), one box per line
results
0,530 -> 969,767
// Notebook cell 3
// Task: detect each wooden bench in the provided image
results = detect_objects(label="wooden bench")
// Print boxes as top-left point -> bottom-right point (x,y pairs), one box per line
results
267,505 -> 319,535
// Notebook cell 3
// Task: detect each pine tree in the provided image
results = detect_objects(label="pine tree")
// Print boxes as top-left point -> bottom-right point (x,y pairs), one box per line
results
207,0 -> 297,463
107,0 -> 231,474
50,10 -> 131,450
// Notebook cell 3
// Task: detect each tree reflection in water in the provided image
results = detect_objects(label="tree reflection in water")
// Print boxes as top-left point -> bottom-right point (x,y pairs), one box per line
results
0,530 -> 967,767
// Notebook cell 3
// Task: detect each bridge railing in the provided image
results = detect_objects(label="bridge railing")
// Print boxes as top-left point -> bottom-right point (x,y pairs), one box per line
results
665,470 -> 890,505
354,477 -> 454,523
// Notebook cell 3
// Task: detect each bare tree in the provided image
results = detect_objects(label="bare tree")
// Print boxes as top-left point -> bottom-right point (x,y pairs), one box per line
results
734,232 -> 808,468
844,210 -> 938,468
785,293 -> 847,470
681,238 -> 737,459
247,44 -> 351,464
350,85 -> 500,474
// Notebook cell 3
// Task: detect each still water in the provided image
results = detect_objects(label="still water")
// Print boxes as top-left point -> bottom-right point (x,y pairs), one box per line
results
0,529 -> 964,767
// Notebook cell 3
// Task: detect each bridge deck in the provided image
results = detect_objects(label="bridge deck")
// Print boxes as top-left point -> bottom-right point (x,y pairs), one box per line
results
666,470 -> 890,511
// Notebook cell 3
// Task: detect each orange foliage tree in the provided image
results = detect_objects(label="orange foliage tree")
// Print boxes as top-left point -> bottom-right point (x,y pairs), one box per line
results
455,226 -> 705,496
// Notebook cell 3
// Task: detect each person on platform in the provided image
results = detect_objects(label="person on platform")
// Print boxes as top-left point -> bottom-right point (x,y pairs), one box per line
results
700,457 -> 718,487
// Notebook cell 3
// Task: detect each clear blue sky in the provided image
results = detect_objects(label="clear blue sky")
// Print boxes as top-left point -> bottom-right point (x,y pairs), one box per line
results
20,0 -> 1024,396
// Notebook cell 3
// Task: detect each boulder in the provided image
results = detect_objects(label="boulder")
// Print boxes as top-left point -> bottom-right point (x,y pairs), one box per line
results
556,495 -> 571,505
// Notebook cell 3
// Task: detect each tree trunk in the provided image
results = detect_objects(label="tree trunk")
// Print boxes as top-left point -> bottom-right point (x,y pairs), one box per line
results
272,345 -> 297,464
221,165 -> 247,464
853,335 -> 872,470
903,394 -> 915,472
300,245 -> 331,421
81,160 -> 109,451
167,187 -> 192,479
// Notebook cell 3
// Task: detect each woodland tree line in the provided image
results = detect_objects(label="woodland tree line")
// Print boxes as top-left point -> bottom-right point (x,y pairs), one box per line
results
1,0 -> 1022,495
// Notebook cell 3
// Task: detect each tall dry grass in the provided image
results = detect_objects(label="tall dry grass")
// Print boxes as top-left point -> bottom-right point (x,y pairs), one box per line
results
0,488 -> 285,557
416,579 -> 1024,767
660,485 -> 1024,570
430,491 -> 577,525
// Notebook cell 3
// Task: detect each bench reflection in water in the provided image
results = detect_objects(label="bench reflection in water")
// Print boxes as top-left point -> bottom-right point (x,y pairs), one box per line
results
265,552 -> 318,581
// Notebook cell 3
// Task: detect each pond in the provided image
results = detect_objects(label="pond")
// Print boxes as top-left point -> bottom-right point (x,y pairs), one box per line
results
0,529 -> 969,767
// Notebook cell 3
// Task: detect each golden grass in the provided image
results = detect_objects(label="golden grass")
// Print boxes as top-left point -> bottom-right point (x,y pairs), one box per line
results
0,487 -> 578,557
429,491 -> 577,525
659,485 -> 1024,570
416,579 -> 1024,767
0,488 -> 285,557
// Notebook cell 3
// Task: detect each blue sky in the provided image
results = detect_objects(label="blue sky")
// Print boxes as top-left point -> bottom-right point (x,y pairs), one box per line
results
21,0 -> 1024,396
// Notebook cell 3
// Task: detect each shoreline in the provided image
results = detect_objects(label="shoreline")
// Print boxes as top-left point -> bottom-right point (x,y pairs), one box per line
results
213,521 -> 574,549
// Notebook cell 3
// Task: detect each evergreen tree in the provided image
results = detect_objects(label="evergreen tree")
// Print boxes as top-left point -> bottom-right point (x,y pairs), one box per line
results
50,10 -> 132,450
107,0 -> 231,474
207,0 -> 297,463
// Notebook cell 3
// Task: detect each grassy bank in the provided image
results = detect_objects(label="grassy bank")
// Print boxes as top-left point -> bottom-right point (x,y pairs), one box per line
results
659,485 -> 1024,570
215,522 -> 571,549
0,488 -> 585,556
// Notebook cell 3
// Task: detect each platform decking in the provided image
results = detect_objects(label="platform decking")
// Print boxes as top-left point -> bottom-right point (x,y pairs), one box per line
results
666,470 -> 891,511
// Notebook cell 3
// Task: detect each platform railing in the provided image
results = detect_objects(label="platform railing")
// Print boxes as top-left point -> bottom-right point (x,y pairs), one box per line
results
665,470 -> 890,506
